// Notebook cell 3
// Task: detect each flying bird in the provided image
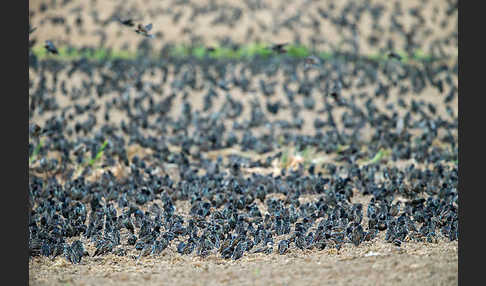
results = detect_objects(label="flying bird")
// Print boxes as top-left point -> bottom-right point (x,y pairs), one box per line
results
388,52 -> 402,61
304,55 -> 321,69
29,25 -> 37,34
269,43 -> 289,54
44,40 -> 58,54
135,23 -> 154,38
117,18 -> 137,27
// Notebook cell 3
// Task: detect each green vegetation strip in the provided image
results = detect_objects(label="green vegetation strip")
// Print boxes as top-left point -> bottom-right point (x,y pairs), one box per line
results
31,44 -> 449,63
29,140 -> 43,164
86,140 -> 108,167
362,148 -> 391,166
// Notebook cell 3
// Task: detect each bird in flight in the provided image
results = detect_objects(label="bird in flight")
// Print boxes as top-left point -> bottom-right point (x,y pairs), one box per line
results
135,23 -> 155,38
304,55 -> 321,69
117,18 -> 137,27
44,40 -> 59,54
29,24 -> 37,34
268,43 -> 289,54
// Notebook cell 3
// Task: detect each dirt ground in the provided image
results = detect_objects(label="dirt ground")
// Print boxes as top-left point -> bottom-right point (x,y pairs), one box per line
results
29,241 -> 457,286
29,0 -> 458,285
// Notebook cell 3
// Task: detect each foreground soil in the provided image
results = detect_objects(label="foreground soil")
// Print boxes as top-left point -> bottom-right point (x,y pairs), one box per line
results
29,239 -> 457,286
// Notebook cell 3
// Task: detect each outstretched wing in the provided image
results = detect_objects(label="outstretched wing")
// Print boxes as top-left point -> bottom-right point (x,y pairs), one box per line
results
45,40 -> 58,53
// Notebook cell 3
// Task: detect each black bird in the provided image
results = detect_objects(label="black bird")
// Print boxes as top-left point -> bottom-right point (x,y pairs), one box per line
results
93,239 -> 113,256
329,80 -> 342,100
137,242 -> 153,259
351,225 -> 364,246
388,52 -> 402,61
29,123 -> 42,138
389,202 -> 401,217
29,38 -> 37,49
152,239 -> 168,256
269,43 -> 289,54
44,40 -> 58,54
232,241 -> 246,260
122,215 -> 135,234
278,239 -> 289,255
29,25 -> 37,34
295,234 -> 306,250
67,240 -> 86,264
118,18 -> 137,27
304,55 -> 321,69
364,229 -> 378,242
135,23 -> 154,38
252,241 -> 273,254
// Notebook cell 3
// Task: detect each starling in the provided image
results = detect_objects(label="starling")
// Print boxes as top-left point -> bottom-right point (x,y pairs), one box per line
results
269,43 -> 288,54
151,238 -> 168,256
29,38 -> 37,49
65,241 -> 85,264
29,123 -> 42,138
183,241 -> 195,255
137,242 -> 153,259
122,215 -> 135,234
329,80 -> 342,100
304,55 -> 321,69
295,234 -> 306,250
232,241 -> 246,260
52,243 -> 65,258
388,52 -> 402,61
135,23 -> 154,38
178,240 -> 195,255
221,246 -> 233,259
118,18 -> 136,27
389,202 -> 400,217
364,229 -> 378,241
393,239 -> 402,247
252,241 -> 273,254
278,239 -> 289,255
29,25 -> 37,34
93,239 -> 113,256
44,40 -> 58,54
351,225 -> 364,246
71,240 -> 86,258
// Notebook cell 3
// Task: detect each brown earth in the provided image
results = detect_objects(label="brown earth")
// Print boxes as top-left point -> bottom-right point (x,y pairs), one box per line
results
30,241 -> 457,286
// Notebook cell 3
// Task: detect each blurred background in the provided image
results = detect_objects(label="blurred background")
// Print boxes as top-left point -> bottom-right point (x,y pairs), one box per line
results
29,0 -> 457,60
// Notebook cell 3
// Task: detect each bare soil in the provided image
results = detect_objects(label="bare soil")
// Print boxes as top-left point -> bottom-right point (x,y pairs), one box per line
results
30,241 -> 457,286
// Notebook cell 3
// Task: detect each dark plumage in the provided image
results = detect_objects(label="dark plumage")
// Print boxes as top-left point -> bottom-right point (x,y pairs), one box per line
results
278,239 -> 289,255
135,23 -> 154,38
269,43 -> 289,54
44,40 -> 58,54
